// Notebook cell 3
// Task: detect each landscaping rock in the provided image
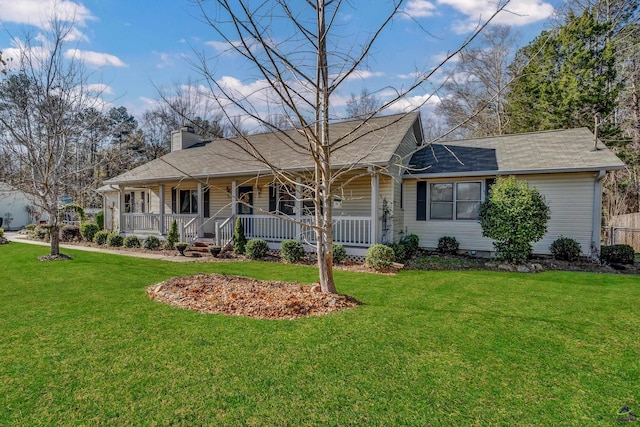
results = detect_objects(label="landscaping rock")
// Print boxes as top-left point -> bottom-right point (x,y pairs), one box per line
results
516,265 -> 531,273
530,263 -> 544,272
498,264 -> 514,272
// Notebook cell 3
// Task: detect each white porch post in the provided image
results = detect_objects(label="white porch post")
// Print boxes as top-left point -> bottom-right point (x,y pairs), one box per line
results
371,170 -> 379,245
295,177 -> 302,241
159,184 -> 165,235
118,188 -> 124,234
231,180 -> 237,216
197,182 -> 204,237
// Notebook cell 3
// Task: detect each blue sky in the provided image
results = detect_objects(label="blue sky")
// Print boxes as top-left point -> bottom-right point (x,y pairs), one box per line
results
0,0 -> 560,124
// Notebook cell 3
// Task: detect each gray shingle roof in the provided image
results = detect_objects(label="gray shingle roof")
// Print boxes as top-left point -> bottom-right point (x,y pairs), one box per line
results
407,127 -> 624,177
104,112 -> 421,185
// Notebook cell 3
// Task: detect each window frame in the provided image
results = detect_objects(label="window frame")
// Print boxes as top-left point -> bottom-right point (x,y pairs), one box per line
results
427,180 -> 483,221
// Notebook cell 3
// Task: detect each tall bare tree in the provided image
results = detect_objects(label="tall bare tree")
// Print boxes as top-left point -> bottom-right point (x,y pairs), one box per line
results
192,0 -> 508,292
436,25 -> 517,138
345,88 -> 382,120
0,18 -> 105,257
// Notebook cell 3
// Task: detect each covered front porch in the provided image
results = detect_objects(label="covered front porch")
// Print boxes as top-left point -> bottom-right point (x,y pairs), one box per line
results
107,171 -> 388,252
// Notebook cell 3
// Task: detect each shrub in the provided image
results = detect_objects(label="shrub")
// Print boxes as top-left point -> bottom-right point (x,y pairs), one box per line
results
233,217 -> 247,254
437,236 -> 459,255
366,244 -> 395,270
93,230 -> 110,245
600,244 -> 635,265
25,224 -> 37,231
0,228 -> 4,238
549,236 -> 581,261
479,176 -> 550,263
107,232 -> 123,247
332,243 -> 347,264
29,226 -> 47,240
96,210 -> 104,230
389,243 -> 407,262
143,235 -> 161,250
123,235 -> 141,248
165,219 -> 179,249
399,234 -> 420,258
59,225 -> 81,242
245,238 -> 269,259
80,222 -> 99,242
281,240 -> 305,263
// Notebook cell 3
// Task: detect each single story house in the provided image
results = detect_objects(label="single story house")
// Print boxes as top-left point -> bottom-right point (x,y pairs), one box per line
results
0,182 -> 40,230
100,112 -> 624,257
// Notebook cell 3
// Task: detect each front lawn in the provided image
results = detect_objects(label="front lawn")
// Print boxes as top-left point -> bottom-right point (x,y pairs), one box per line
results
1,243 -> 639,425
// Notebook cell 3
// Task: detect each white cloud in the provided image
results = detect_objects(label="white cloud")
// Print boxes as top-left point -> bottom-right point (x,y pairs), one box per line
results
206,38 -> 260,55
0,0 -> 95,28
386,93 -> 440,113
402,0 -> 437,18
439,0 -> 554,33
65,49 -> 127,67
85,83 -> 113,95
342,70 -> 386,81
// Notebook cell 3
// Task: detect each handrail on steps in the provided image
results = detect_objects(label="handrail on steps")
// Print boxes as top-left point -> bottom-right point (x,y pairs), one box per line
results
215,215 -> 235,246
180,217 -> 198,243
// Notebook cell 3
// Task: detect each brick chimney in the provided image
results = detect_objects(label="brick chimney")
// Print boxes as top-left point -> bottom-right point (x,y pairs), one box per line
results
170,126 -> 202,151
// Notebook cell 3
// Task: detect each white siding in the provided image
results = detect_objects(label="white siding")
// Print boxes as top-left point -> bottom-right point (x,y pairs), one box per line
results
404,173 -> 597,256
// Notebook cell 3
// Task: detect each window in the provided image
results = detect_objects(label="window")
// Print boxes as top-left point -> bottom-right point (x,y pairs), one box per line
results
427,181 -> 482,220
455,182 -> 481,220
171,188 -> 198,214
124,192 -> 134,213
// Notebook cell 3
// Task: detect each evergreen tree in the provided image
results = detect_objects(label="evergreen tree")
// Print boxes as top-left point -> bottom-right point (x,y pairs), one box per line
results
507,10 -> 620,138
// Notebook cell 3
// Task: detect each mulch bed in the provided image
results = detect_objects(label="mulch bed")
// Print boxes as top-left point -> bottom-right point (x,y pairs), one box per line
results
147,273 -> 361,320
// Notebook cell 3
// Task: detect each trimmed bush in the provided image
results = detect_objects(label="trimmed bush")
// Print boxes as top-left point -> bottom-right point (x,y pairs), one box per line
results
96,210 -> 104,230
332,243 -> 347,264
165,219 -> 179,249
59,225 -> 81,242
123,235 -> 141,248
366,244 -> 395,270
281,240 -> 305,263
0,228 -> 4,238
143,235 -> 161,250
107,232 -> 123,247
479,176 -> 550,263
600,244 -> 635,265
245,238 -> 269,259
29,226 -> 47,240
233,217 -> 247,254
437,236 -> 459,255
399,234 -> 420,258
80,222 -> 99,242
549,236 -> 581,261
94,230 -> 110,245
389,243 -> 407,262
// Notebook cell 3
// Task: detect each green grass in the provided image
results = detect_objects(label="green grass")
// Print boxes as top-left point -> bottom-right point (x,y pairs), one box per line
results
1,243 -> 639,425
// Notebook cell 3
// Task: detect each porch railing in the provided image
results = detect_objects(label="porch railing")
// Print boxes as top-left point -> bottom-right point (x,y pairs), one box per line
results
238,214 -> 372,247
122,213 -> 372,247
122,213 -> 199,241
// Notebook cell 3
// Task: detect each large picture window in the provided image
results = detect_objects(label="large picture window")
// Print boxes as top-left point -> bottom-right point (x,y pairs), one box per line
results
429,181 -> 482,220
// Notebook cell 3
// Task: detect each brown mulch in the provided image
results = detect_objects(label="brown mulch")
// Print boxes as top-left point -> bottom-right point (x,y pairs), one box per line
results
38,253 -> 73,262
147,273 -> 361,320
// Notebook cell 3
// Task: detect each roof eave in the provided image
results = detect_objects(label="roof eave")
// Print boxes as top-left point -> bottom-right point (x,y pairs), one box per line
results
404,165 -> 625,180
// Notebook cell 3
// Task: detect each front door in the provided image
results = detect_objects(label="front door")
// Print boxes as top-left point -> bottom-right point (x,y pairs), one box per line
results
237,186 -> 253,235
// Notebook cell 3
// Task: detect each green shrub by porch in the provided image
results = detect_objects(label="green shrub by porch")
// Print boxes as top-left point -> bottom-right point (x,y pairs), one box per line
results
80,222 -> 99,242
106,233 -> 123,247
123,235 -> 141,248
233,217 -> 247,254
366,244 -> 395,270
95,210 -> 104,230
93,230 -> 110,246
281,240 -> 305,263
245,239 -> 269,259
165,219 -> 179,249
332,243 -> 347,264
143,235 -> 161,250
437,236 -> 459,255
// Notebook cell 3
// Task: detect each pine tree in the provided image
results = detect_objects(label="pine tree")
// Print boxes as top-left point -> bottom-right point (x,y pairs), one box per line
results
507,10 -> 620,138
